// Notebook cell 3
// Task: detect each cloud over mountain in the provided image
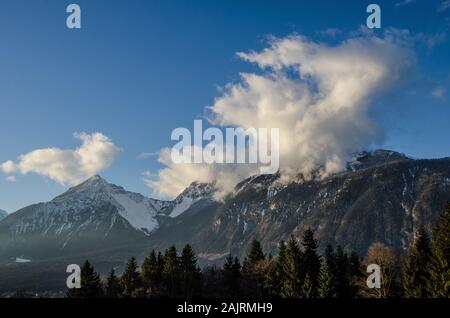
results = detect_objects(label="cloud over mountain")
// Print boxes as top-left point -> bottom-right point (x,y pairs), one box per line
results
148,31 -> 416,199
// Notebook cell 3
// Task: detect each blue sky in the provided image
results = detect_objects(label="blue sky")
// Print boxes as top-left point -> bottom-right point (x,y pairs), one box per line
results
0,0 -> 449,212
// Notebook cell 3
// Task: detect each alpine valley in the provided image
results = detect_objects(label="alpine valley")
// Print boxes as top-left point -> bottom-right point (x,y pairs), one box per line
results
1,150 -> 449,292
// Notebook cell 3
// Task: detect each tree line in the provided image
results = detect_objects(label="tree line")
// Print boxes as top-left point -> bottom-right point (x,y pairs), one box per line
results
67,203 -> 450,298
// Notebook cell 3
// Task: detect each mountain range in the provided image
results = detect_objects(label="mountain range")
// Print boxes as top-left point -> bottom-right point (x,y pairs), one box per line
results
0,149 -> 449,291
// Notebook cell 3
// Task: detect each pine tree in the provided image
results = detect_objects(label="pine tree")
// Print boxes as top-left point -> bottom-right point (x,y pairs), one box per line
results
334,245 -> 351,298
162,245 -> 180,297
224,253 -> 234,271
349,251 -> 362,277
324,244 -> 335,271
348,250 -> 362,297
105,268 -> 121,298
241,239 -> 266,297
224,254 -> 241,280
232,257 -> 241,275
317,258 -> 336,298
180,244 -> 201,297
427,203 -> 450,297
274,240 -> 287,296
402,225 -> 432,298
67,260 -> 103,298
242,239 -> 265,274
223,253 -> 241,297
157,251 -> 164,282
301,228 -> 321,297
141,249 -> 159,288
280,236 -> 302,298
300,274 -> 314,298
120,256 -> 141,298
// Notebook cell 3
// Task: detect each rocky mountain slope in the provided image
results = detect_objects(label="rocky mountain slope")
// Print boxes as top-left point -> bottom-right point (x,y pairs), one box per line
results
0,175 -> 213,262
149,150 -> 450,258
0,150 -> 449,291
0,210 -> 7,221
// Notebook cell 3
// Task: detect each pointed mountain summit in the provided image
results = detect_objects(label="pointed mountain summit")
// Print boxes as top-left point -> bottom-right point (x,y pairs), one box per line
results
49,174 -> 171,234
168,181 -> 216,218
347,149 -> 411,171
0,175 -> 174,261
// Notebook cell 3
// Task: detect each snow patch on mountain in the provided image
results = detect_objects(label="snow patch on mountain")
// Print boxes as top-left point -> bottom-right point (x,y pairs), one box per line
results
167,182 -> 215,218
15,257 -> 31,263
347,150 -> 410,172
169,197 -> 197,218
112,193 -> 159,233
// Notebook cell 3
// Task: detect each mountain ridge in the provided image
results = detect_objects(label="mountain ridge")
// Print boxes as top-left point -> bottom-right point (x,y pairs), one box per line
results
1,149 -> 450,291
146,151 -> 450,259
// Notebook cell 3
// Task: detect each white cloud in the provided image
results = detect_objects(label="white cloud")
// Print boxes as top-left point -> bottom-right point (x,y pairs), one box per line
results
145,147 -> 254,199
1,132 -> 120,186
6,176 -> 17,182
149,32 -> 416,199
0,160 -> 18,174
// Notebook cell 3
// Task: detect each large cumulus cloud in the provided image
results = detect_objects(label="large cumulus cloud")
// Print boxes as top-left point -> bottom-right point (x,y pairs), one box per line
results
149,32 -> 416,199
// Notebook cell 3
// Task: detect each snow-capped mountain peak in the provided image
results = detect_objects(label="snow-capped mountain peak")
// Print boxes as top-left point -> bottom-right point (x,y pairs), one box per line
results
52,175 -> 115,201
347,149 -> 410,172
177,181 -> 215,200
67,175 -> 172,234
168,182 -> 215,218
2,175 -> 217,246
15,175 -> 171,236
78,174 -> 109,189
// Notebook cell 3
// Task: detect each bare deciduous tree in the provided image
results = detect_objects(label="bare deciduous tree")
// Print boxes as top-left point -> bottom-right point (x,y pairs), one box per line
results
360,242 -> 400,298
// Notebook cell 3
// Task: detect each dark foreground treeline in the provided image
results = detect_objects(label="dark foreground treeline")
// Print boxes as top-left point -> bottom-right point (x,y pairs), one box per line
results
68,203 -> 450,298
